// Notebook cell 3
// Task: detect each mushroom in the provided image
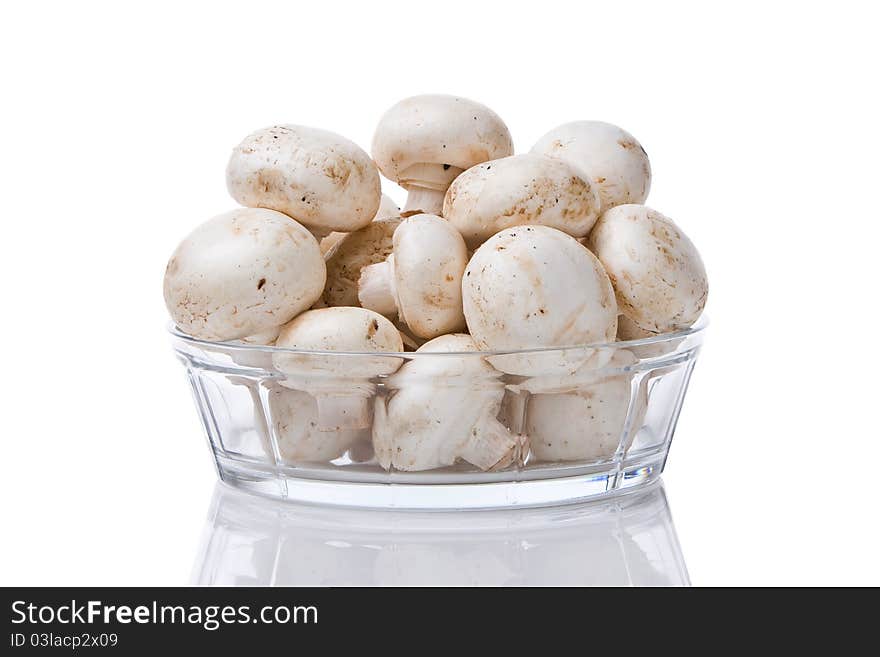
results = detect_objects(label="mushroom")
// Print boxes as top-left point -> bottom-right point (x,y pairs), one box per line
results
320,193 -> 400,255
372,334 -> 526,472
515,351 -> 648,463
616,313 -> 655,342
531,121 -> 651,213
226,326 -> 282,370
358,214 -> 468,339
239,326 -> 281,345
461,226 -> 618,376
587,205 -> 708,333
226,125 -> 381,236
267,385 -> 371,464
371,95 -> 514,217
321,206 -> 403,308
164,207 -> 325,341
272,307 -> 403,430
443,154 -> 601,248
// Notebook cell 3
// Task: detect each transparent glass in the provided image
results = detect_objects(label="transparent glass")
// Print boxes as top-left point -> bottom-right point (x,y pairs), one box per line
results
170,318 -> 705,509
192,481 -> 689,585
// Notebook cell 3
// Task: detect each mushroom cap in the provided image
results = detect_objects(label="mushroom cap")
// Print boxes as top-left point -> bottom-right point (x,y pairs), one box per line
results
443,154 -> 601,247
319,193 -> 400,255
229,325 -> 281,369
390,333 -> 503,385
588,205 -> 708,333
393,215 -> 468,339
527,351 -> 647,462
268,385 -> 369,463
531,121 -> 651,213
164,208 -> 325,341
371,95 -> 513,188
273,307 -> 403,384
322,214 -> 403,307
239,326 -> 281,345
615,314 -> 682,360
462,226 -> 618,373
226,125 -> 381,232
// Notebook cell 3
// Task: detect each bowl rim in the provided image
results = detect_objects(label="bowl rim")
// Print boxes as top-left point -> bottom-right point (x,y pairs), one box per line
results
168,315 -> 707,358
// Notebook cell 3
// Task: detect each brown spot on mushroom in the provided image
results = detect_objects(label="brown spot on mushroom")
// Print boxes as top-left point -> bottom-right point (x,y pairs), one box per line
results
323,159 -> 352,186
257,278 -> 266,290
256,168 -> 285,195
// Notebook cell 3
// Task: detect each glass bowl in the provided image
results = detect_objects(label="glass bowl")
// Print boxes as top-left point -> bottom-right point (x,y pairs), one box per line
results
169,318 -> 705,509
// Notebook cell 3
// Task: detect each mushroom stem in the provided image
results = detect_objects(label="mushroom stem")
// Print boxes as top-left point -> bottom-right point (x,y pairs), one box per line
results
402,187 -> 447,217
358,256 -> 398,317
460,411 -> 529,472
399,162 -> 463,216
315,394 -> 372,431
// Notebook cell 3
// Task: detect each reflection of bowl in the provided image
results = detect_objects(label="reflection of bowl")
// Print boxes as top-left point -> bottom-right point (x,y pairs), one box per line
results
192,481 -> 689,586
170,319 -> 705,509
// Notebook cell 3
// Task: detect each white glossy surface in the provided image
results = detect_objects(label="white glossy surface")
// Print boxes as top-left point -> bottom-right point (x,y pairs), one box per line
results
192,482 -> 688,586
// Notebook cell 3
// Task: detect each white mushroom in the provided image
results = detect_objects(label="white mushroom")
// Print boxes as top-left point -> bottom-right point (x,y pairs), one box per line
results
531,121 -> 651,213
443,154 -> 601,248
321,215 -> 403,308
587,205 -> 708,333
462,226 -> 618,376
372,334 -> 526,472
164,208 -> 325,341
226,125 -> 381,235
615,313 -> 686,360
358,214 -> 468,339
267,385 -> 371,463
372,95 -> 514,217
320,193 -> 400,255
616,313 -> 656,342
239,326 -> 281,345
518,351 -> 648,462
227,326 -> 281,370
273,307 -> 403,430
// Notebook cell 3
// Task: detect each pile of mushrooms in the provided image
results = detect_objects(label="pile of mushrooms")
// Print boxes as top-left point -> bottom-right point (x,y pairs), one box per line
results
165,95 -> 708,472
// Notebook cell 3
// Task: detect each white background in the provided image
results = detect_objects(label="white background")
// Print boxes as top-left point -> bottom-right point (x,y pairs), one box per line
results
1,1 -> 878,586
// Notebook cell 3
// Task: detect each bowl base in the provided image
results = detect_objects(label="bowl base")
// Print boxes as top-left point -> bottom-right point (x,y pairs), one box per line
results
215,454 -> 665,510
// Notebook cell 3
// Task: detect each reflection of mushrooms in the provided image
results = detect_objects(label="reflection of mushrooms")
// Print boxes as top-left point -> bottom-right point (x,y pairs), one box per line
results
226,125 -> 381,236
588,205 -> 708,333
267,385 -> 371,463
531,121 -> 651,213
373,334 -> 526,472
164,208 -> 325,341
518,351 -> 648,462
321,204 -> 403,308
320,193 -> 400,255
443,154 -> 601,248
272,307 -> 403,430
358,215 -> 468,339
462,226 -> 618,376
372,95 -> 513,217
